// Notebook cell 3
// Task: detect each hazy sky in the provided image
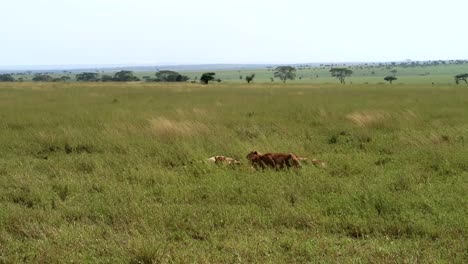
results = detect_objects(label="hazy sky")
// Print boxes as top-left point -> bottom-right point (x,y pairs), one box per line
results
1,0 -> 467,66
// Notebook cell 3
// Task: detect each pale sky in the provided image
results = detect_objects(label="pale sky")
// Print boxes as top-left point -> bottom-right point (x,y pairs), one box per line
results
1,0 -> 467,67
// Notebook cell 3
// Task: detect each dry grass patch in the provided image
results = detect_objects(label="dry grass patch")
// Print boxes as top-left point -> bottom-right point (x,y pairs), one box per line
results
103,122 -> 145,139
346,111 -> 390,128
174,108 -> 208,117
401,110 -> 418,120
36,131 -> 59,143
399,129 -> 460,146
147,117 -> 209,137
192,108 -> 208,116
88,92 -> 104,97
288,91 -> 304,96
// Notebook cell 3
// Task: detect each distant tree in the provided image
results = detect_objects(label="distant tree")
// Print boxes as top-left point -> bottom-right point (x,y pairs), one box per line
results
384,76 -> 398,84
113,71 -> 140,82
155,70 -> 189,82
454,73 -> 468,84
76,72 -> 99,82
274,66 -> 296,83
141,76 -> 155,82
101,75 -> 114,82
200,72 -> 216,84
59,76 -> 71,82
32,74 -> 53,82
390,69 -> 398,76
0,74 -> 15,82
245,73 -> 255,84
51,76 -> 70,82
330,68 -> 353,84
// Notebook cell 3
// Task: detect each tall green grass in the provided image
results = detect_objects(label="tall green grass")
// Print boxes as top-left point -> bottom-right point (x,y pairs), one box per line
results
0,82 -> 467,263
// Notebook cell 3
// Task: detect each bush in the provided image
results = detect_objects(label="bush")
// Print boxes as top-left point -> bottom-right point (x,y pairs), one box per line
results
32,74 -> 53,82
155,70 -> 189,82
200,72 -> 216,84
0,74 -> 15,82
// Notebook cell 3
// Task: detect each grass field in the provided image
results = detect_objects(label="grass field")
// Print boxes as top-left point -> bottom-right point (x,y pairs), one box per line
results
0,82 -> 467,263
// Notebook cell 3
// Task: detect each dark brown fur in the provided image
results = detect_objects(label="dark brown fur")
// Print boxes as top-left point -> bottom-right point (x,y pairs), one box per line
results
246,151 -> 301,169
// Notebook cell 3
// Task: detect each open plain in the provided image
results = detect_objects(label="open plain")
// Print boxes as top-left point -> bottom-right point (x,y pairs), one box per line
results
0,82 -> 467,262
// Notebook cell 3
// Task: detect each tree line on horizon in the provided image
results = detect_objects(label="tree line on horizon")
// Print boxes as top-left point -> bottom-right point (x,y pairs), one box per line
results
0,70 -> 225,84
1,66 -> 468,85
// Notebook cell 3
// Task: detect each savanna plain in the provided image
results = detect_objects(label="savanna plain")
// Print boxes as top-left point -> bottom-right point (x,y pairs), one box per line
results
0,82 -> 467,263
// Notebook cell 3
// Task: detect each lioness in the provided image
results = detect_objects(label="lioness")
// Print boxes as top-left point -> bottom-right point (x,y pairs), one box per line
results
207,156 -> 240,165
246,151 -> 301,169
294,156 -> 327,168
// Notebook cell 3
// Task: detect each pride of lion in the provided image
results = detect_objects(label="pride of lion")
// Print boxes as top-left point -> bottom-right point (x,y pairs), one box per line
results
207,151 -> 326,170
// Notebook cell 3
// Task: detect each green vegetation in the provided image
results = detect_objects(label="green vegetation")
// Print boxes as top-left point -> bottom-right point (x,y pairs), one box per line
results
454,73 -> 468,85
154,70 -> 189,82
76,72 -> 100,82
0,82 -> 467,262
245,73 -> 255,84
32,74 -> 53,82
101,74 -> 115,82
56,76 -> 71,82
6,61 -> 468,84
200,72 -> 216,84
384,76 -> 398,84
274,66 -> 296,83
330,68 -> 353,84
0,74 -> 15,82
112,70 -> 140,82
168,61 -> 467,84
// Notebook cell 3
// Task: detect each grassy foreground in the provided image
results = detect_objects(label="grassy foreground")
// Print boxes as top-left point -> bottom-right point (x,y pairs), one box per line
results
0,82 -> 467,263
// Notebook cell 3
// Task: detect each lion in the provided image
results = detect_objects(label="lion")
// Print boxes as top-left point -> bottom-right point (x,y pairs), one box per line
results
293,156 -> 327,168
207,156 -> 240,165
246,151 -> 301,169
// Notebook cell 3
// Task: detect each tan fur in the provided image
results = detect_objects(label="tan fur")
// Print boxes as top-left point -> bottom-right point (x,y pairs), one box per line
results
246,151 -> 301,169
207,156 -> 240,165
310,159 -> 327,168
295,156 -> 327,168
